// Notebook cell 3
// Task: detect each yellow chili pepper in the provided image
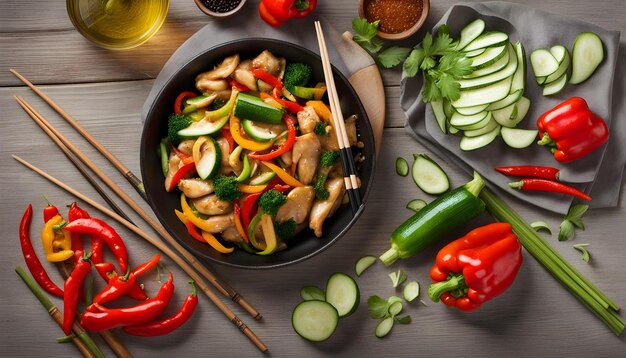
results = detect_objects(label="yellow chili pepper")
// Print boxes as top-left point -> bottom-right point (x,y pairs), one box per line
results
237,183 -> 268,193
306,100 -> 332,123
257,214 -> 278,256
201,231 -> 235,254
41,215 -> 74,262
230,116 -> 275,151
261,161 -> 304,187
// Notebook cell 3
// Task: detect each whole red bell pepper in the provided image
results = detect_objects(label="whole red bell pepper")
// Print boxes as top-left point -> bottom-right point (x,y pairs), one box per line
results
259,0 -> 317,27
537,97 -> 609,163
428,223 -> 523,311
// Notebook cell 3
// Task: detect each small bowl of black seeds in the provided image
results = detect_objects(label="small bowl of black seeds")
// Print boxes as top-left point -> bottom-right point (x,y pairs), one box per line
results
194,0 -> 246,18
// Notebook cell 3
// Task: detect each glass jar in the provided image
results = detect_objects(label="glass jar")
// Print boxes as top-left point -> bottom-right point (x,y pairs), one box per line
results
67,0 -> 169,50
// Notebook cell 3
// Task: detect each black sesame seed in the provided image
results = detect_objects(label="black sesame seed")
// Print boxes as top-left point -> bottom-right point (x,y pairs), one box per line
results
202,0 -> 241,13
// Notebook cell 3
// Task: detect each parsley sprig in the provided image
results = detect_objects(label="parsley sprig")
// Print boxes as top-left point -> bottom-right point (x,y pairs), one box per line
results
352,19 -> 472,103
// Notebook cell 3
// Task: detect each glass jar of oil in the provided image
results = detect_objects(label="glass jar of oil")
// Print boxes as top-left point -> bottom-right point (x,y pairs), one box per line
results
67,0 -> 169,50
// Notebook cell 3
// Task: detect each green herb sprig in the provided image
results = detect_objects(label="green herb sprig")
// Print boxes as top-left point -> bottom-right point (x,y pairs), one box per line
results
558,204 -> 589,241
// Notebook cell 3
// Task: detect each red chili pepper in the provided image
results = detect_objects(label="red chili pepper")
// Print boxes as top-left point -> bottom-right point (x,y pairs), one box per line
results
167,161 -> 196,192
221,128 -> 235,154
68,202 -> 90,264
81,273 -> 174,332
64,254 -> 92,335
174,91 -> 197,115
19,204 -> 64,298
428,223 -> 523,311
495,165 -> 560,180
248,115 -> 297,161
94,263 -> 146,301
258,1 -> 285,27
41,196 -> 59,223
508,178 -> 591,201
272,90 -> 304,113
252,68 -> 283,91
537,97 -> 609,163
93,267 -> 137,305
122,281 -> 198,336
229,78 -> 250,92
64,218 -> 128,273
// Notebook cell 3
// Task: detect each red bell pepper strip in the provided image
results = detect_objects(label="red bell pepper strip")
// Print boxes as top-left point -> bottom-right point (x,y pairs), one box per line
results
508,178 -> 591,201
240,177 -> 289,229
229,78 -> 250,92
221,128 -> 235,154
258,1 -> 285,27
184,220 -> 208,244
252,68 -> 283,91
537,97 -> 609,163
166,160 -> 195,192
428,223 -> 523,311
248,114 -> 297,161
122,281 -> 198,336
174,91 -> 197,115
41,195 -> 59,223
68,202 -> 90,264
495,165 -> 560,181
64,254 -> 92,335
19,204 -> 64,298
81,273 -> 174,332
65,218 -> 128,274
271,89 -> 304,113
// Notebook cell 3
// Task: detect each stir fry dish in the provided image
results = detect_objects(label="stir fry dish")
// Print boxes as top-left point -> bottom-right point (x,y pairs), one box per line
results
160,50 -> 362,256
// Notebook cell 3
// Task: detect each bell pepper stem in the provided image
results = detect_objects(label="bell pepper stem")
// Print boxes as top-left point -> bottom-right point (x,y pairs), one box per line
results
537,132 -> 555,147
428,273 -> 466,302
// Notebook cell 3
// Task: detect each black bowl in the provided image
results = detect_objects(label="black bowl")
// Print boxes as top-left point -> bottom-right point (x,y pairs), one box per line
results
140,38 -> 375,269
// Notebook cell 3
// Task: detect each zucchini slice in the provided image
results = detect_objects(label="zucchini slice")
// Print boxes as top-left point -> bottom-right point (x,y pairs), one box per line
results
492,97 -> 531,127
465,48 -> 486,57
375,317 -> 394,338
192,136 -> 221,180
412,154 -> 449,195
454,104 -> 489,116
452,112 -> 492,131
465,48 -> 510,78
403,281 -> 420,302
300,286 -> 326,301
452,76 -> 513,108
510,42 -> 526,93
530,49 -> 559,77
545,47 -> 571,84
355,255 -> 376,277
486,89 -> 523,111
292,301 -> 338,342
460,44 -> 517,89
501,127 -> 538,148
463,31 -> 509,52
325,273 -> 360,318
569,32 -> 604,84
543,73 -> 568,96
177,116 -> 229,137
459,125 -> 501,151
464,118 -> 499,138
406,199 -> 427,212
234,92 -> 284,124
450,111 -> 488,128
241,119 -> 279,142
457,19 -> 486,50
430,100 -> 447,134
469,45 -> 507,69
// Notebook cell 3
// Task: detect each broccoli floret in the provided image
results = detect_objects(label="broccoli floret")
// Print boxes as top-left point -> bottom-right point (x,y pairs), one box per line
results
313,173 -> 329,200
314,121 -> 327,136
274,219 -> 297,240
320,150 -> 340,168
283,63 -> 312,89
212,175 -> 242,202
258,189 -> 287,216
167,113 -> 192,146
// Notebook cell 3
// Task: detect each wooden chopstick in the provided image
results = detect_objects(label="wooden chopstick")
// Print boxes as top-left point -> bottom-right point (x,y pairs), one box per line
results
314,22 -> 362,214
14,94 -> 261,321
10,69 -> 147,201
12,155 -> 268,353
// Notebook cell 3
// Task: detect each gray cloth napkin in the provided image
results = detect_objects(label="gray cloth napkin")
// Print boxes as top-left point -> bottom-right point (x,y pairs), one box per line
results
400,1 -> 622,214
141,6 -> 350,123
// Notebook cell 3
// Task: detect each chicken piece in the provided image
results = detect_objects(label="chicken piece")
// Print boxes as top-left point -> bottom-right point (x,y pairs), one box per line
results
199,214 -> 233,234
279,150 -> 293,167
196,78 -> 229,93
309,178 -> 346,238
177,178 -> 214,198
297,106 -> 320,135
292,133 -> 321,185
275,186 -> 316,224
252,50 -> 282,76
191,194 -> 232,216
221,227 -> 244,245
164,152 -> 182,191
345,115 -> 358,146
318,115 -> 358,150
196,54 -> 239,81
319,123 -> 340,151
232,60 -> 258,91
177,139 -> 195,156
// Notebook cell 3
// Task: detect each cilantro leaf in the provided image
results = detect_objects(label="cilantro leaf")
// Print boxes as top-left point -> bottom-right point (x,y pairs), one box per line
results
403,48 -> 425,77
436,73 -> 462,101
421,32 -> 434,55
422,74 -> 441,103
378,46 -> 411,68
420,56 -> 437,70
352,18 -> 379,41
429,32 -> 455,56
439,53 -> 473,77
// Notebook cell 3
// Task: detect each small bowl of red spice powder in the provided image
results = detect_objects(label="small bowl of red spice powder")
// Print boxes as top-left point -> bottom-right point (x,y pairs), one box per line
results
358,0 -> 429,40
195,0 -> 246,18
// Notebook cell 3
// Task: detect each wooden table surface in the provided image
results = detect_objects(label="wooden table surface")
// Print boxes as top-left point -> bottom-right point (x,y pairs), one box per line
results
1,1 -> 625,357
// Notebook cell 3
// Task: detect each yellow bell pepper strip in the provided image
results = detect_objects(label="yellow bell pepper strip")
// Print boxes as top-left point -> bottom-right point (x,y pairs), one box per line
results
306,100 -> 332,123
201,231 -> 235,254
261,161 -> 304,187
259,92 -> 283,109
180,194 -> 220,234
230,116 -> 275,151
41,215 -> 74,262
233,201 -> 250,244
238,183 -> 268,193
257,214 -> 278,255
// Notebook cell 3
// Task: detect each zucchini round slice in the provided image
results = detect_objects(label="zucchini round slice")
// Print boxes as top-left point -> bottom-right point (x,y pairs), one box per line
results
530,49 -> 559,77
457,19 -> 486,50
569,32 -> 604,84
192,136 -> 221,179
292,301 -> 339,342
241,119 -> 279,142
325,273 -> 360,318
300,286 -> 326,301
501,127 -> 538,148
412,154 -> 449,195
355,255 -> 376,277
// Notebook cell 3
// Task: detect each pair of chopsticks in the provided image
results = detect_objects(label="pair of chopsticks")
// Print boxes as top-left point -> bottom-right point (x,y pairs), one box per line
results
11,71 -> 267,352
314,21 -> 363,215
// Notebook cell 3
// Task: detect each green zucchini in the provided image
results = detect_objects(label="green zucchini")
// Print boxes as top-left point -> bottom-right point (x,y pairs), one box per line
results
234,92 -> 284,124
379,173 -> 486,266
